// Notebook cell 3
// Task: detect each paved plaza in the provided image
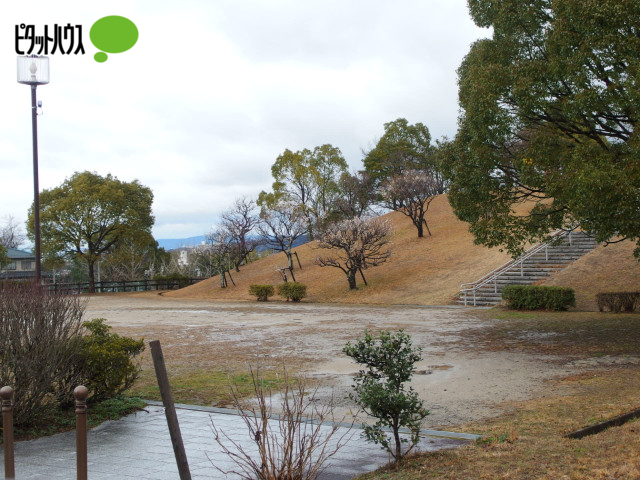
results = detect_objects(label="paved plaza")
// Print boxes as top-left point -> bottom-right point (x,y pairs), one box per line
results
3,403 -> 476,479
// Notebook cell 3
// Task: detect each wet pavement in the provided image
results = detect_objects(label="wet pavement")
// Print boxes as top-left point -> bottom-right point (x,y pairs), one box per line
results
2,403 -> 477,479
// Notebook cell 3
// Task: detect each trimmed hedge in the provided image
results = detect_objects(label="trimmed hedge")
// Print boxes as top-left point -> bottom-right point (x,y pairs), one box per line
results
596,292 -> 640,313
249,284 -> 275,301
277,282 -> 307,302
502,285 -> 576,311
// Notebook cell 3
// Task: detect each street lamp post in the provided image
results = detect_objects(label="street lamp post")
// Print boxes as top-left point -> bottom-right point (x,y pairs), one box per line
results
17,55 -> 49,285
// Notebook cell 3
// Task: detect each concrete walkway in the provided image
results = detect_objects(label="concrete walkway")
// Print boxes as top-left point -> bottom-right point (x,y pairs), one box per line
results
2,403 -> 476,479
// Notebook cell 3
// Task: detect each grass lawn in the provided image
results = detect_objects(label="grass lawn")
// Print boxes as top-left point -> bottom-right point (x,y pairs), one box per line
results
358,310 -> 640,479
127,367 -> 285,407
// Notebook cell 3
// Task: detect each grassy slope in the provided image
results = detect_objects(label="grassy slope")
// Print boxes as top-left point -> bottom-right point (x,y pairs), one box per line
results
165,195 -> 513,305
166,194 -> 640,309
543,240 -> 640,310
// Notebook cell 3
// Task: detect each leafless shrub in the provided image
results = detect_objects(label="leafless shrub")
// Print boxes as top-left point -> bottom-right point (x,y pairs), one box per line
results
210,366 -> 352,480
0,284 -> 85,425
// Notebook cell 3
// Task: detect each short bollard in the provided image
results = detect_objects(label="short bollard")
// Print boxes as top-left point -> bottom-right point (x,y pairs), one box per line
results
1,386 -> 15,480
74,386 -> 89,480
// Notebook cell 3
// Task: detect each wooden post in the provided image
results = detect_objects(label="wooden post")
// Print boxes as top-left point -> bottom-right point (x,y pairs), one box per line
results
74,385 -> 89,480
150,340 -> 192,480
359,268 -> 368,286
1,386 -> 15,480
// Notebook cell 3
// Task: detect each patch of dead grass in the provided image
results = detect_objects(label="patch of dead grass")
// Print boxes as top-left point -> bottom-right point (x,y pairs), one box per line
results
358,367 -> 640,480
466,310 -> 640,358
119,325 -> 311,407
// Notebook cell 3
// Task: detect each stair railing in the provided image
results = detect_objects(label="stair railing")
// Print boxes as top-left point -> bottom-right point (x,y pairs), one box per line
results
460,229 -> 572,307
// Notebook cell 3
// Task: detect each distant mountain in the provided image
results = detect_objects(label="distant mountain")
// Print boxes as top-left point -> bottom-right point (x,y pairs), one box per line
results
156,235 -> 206,250
157,234 -> 310,252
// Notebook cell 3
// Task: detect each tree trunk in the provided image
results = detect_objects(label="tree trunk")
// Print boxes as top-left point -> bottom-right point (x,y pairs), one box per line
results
286,250 -> 294,270
393,422 -> 402,462
347,270 -> 357,290
87,260 -> 95,293
416,220 -> 424,238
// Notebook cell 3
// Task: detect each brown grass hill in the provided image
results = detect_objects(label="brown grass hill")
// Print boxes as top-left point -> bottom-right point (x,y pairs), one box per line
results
164,195 -> 515,305
542,240 -> 640,311
163,194 -> 640,308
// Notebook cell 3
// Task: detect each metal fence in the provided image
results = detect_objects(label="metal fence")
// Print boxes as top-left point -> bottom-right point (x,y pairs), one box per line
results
47,278 -> 206,294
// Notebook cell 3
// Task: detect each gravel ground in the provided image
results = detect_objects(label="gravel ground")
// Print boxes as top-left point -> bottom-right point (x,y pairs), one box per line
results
85,294 -> 585,429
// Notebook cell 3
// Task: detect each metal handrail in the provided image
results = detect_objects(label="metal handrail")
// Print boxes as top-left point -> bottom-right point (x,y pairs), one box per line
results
460,229 -> 572,306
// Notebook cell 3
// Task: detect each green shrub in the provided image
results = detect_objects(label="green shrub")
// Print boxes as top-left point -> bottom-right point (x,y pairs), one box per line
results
596,292 -> 640,313
502,285 -> 576,311
343,330 -> 429,463
277,282 -> 307,302
248,284 -> 275,301
61,319 -> 145,403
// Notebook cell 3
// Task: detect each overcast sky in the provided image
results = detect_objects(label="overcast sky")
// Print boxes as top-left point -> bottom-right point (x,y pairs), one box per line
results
1,1 -> 488,241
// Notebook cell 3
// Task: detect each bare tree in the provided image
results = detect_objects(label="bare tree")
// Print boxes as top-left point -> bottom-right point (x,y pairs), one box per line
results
0,215 -> 26,249
101,236 -> 156,281
222,197 -> 263,272
258,202 -> 307,271
315,217 -> 392,290
205,227 -> 238,288
381,169 -> 443,238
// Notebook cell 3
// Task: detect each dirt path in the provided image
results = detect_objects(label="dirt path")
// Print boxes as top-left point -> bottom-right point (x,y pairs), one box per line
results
85,294 -> 580,429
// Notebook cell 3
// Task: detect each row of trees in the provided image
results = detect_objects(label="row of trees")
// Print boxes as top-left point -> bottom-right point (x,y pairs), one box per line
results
201,118 -> 451,290
1,115 -> 448,292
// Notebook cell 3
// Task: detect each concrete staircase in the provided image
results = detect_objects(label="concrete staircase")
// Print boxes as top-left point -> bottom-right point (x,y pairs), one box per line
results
458,231 -> 598,307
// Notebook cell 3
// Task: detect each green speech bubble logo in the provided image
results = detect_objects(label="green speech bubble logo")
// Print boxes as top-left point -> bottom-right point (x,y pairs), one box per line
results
90,16 -> 138,63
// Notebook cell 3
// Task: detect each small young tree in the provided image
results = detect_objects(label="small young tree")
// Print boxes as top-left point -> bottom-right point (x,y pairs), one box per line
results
258,201 -> 307,271
343,329 -> 429,463
381,169 -> 443,237
315,217 -> 392,290
211,366 -> 352,480
221,197 -> 263,272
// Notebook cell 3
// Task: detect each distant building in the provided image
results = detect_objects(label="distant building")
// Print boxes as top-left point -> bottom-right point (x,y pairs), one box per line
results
0,248 -> 52,281
1,248 -> 36,280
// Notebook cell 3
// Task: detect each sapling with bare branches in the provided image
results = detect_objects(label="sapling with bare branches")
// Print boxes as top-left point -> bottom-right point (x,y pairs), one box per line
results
210,366 -> 352,480
315,217 -> 392,290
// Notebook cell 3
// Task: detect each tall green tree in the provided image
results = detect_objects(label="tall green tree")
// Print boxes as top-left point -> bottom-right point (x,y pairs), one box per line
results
28,171 -> 154,291
363,118 -> 438,186
259,144 -> 348,237
447,0 -> 640,256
